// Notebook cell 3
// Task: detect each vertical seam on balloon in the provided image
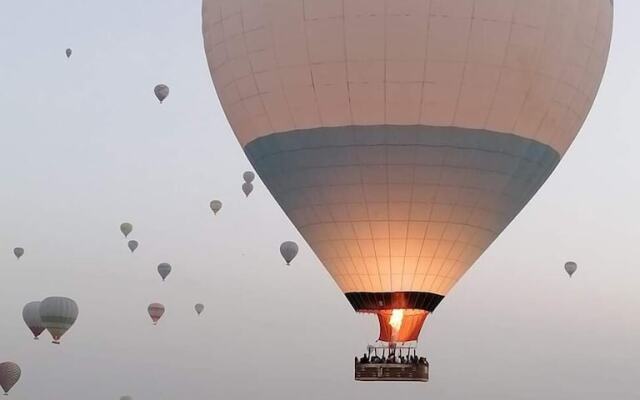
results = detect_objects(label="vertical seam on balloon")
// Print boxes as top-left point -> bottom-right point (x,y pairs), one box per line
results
399,139 -> 418,292
450,0 -> 477,126
239,1 -> 274,136
481,3 -> 517,130
301,0 -> 322,129
417,0 -> 433,125
507,1 -> 552,140
546,3 -> 602,155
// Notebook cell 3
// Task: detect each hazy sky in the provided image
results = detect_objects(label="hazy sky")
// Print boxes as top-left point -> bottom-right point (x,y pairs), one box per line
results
0,1 -> 639,399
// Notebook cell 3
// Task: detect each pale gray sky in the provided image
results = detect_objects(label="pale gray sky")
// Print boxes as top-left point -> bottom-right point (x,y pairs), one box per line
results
0,1 -> 639,399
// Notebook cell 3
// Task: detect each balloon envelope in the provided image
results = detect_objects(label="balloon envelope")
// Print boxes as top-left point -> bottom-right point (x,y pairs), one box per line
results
157,263 -> 171,281
195,303 -> 205,315
243,171 -> 255,183
13,247 -> 24,259
128,240 -> 139,253
148,303 -> 165,324
39,296 -> 79,344
280,241 -> 298,265
0,362 -> 21,395
204,0 -> 613,343
154,84 -> 169,103
565,261 -> 578,277
210,200 -> 222,215
120,222 -> 133,238
22,301 -> 45,339
241,182 -> 253,197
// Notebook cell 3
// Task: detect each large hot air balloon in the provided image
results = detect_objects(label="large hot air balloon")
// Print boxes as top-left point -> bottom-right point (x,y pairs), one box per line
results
148,303 -> 165,325
128,240 -> 139,253
39,297 -> 79,344
0,362 -> 21,395
565,261 -> 578,278
13,247 -> 24,260
195,303 -> 205,316
120,222 -> 133,238
157,263 -> 171,281
154,84 -> 170,103
280,241 -> 298,266
22,301 -> 45,339
210,200 -> 222,215
203,0 -> 613,378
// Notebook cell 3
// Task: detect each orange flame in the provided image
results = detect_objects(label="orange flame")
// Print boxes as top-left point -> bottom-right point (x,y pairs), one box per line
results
389,309 -> 405,340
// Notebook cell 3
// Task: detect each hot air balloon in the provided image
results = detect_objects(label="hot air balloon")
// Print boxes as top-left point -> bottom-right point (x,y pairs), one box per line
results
39,297 -> 79,344
154,84 -> 169,103
565,261 -> 578,278
210,200 -> 222,215
148,303 -> 165,325
65,48 -> 72,58
0,362 -> 21,395
203,0 -> 613,381
241,182 -> 253,197
22,301 -> 45,339
120,222 -> 133,238
243,171 -> 255,183
195,303 -> 204,316
279,241 -> 298,266
157,263 -> 171,281
128,240 -> 139,253
13,247 -> 24,260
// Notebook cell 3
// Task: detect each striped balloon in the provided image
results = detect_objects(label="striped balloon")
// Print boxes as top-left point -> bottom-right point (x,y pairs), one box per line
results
39,297 -> 79,344
0,362 -> 21,394
22,301 -> 45,339
203,0 -> 613,344
148,303 -> 165,325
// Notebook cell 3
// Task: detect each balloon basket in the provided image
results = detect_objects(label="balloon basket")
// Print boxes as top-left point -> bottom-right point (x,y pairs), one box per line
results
354,344 -> 429,382
355,360 -> 429,382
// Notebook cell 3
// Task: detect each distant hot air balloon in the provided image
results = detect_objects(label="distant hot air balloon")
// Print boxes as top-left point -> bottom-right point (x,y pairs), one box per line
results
154,84 -> 169,103
157,263 -> 171,281
148,303 -> 165,325
195,303 -> 204,316
128,240 -> 139,253
242,171 -> 255,183
13,247 -> 24,260
22,301 -> 45,339
65,48 -> 72,58
203,0 -> 613,372
120,223 -> 133,238
0,362 -> 21,395
241,182 -> 253,197
565,262 -> 578,278
39,297 -> 79,344
279,241 -> 298,266
210,200 -> 222,215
